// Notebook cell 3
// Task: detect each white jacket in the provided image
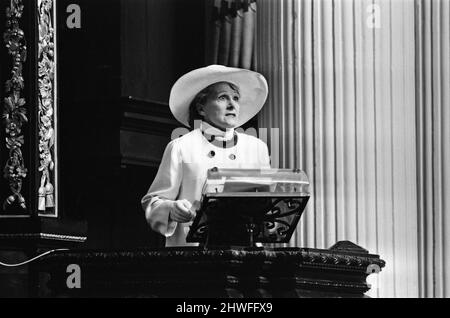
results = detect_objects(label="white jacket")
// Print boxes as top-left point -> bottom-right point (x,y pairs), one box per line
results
141,122 -> 270,247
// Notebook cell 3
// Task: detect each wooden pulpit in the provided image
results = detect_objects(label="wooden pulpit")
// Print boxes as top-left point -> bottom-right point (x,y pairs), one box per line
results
36,241 -> 385,298
35,168 -> 385,298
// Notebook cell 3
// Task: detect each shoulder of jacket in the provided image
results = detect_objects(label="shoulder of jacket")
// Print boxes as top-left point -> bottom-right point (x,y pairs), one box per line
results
171,128 -> 202,144
237,131 -> 267,146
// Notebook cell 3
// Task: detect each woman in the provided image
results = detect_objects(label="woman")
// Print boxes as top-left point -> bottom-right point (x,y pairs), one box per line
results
141,65 -> 270,247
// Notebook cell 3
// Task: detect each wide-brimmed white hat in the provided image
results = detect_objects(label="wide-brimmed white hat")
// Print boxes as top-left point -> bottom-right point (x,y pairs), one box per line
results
169,65 -> 268,127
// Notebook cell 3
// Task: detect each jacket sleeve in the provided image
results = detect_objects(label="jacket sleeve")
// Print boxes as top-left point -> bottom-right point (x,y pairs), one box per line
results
141,139 -> 182,237
258,139 -> 271,169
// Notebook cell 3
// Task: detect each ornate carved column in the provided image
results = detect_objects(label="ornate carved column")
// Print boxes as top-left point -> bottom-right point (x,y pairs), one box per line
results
0,0 -> 86,246
36,0 -> 57,217
2,0 -> 29,215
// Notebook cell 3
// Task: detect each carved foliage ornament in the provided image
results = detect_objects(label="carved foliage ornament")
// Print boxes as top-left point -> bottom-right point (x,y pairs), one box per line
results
2,0 -> 28,211
37,0 -> 55,213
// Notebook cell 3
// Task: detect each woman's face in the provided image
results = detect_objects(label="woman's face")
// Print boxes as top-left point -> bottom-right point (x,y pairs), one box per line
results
198,82 -> 240,130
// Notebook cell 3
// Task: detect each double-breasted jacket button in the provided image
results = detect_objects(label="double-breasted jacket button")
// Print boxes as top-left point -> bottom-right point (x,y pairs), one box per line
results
208,150 -> 215,158
229,154 -> 236,160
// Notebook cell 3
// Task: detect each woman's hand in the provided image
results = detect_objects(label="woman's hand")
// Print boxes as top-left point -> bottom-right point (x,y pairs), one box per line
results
169,199 -> 196,223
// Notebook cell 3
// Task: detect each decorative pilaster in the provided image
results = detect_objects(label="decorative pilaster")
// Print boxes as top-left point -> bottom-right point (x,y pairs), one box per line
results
36,0 -> 56,216
415,0 -> 450,298
2,0 -> 28,212
0,0 -> 86,245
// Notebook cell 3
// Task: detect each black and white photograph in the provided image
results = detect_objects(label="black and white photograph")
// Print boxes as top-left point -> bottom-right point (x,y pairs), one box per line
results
0,0 -> 449,301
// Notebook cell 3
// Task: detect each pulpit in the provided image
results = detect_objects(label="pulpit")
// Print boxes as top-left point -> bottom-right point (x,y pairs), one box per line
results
36,242 -> 385,298
35,168 -> 385,298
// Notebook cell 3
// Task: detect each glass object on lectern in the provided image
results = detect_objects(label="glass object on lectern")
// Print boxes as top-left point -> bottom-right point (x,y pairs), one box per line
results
186,168 -> 310,247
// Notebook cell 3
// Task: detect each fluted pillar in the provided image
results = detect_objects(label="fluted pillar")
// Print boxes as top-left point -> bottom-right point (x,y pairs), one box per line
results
416,0 -> 450,298
256,0 -> 419,297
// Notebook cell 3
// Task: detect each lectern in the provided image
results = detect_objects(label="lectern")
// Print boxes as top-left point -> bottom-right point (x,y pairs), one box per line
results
187,168 -> 310,247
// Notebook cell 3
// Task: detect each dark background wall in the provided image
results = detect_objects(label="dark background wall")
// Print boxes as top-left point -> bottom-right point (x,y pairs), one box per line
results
56,0 -> 122,248
121,0 -> 207,102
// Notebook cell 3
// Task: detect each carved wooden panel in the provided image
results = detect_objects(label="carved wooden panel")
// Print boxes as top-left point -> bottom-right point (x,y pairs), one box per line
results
36,0 -> 56,217
1,0 -> 29,216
